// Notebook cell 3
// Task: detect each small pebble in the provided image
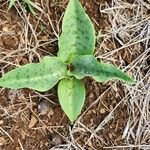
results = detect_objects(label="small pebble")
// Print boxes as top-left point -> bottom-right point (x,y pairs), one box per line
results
48,108 -> 54,117
28,115 -> 38,129
38,100 -> 50,115
51,135 -> 62,145
88,92 -> 94,99
0,137 -> 5,146
2,27 -> 9,32
100,108 -> 106,114
0,120 -> 4,125
110,125 -> 113,129
45,141 -> 49,146
90,118 -> 93,123
16,147 -> 20,150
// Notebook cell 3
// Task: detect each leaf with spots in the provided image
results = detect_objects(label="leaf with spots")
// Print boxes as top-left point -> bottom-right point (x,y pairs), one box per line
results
0,56 -> 67,92
67,55 -> 135,84
58,78 -> 85,123
57,0 -> 96,62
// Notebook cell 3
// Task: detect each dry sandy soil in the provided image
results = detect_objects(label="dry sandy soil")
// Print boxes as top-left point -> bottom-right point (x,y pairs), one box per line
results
0,0 -> 149,149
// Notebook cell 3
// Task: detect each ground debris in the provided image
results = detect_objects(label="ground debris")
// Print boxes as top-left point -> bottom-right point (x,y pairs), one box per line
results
0,0 -> 149,149
28,115 -> 38,129
38,99 -> 51,115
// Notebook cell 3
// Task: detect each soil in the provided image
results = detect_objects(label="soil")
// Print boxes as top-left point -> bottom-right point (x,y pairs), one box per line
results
0,0 -> 148,150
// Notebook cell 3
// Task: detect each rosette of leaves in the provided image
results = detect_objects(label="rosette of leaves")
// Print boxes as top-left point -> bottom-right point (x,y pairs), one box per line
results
1,0 -> 135,123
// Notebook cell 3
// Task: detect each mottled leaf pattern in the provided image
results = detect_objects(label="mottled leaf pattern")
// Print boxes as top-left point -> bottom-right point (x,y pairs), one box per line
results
0,56 -> 67,92
67,55 -> 135,84
4,0 -> 135,123
58,78 -> 85,122
57,0 -> 95,62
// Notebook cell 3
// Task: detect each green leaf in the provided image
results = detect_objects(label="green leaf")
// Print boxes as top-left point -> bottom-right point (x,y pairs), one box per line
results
27,3 -> 36,14
57,0 -> 96,62
8,0 -> 17,10
8,0 -> 43,14
68,55 -> 135,84
25,0 -> 43,13
58,78 -> 85,123
0,56 -> 67,92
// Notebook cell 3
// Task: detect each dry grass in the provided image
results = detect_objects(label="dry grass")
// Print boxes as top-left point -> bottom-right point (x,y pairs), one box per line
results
98,1 -> 150,149
0,0 -> 150,149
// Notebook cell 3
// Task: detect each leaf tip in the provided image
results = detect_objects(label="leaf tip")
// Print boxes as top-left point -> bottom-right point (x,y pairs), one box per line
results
126,77 -> 136,85
69,117 -> 76,123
